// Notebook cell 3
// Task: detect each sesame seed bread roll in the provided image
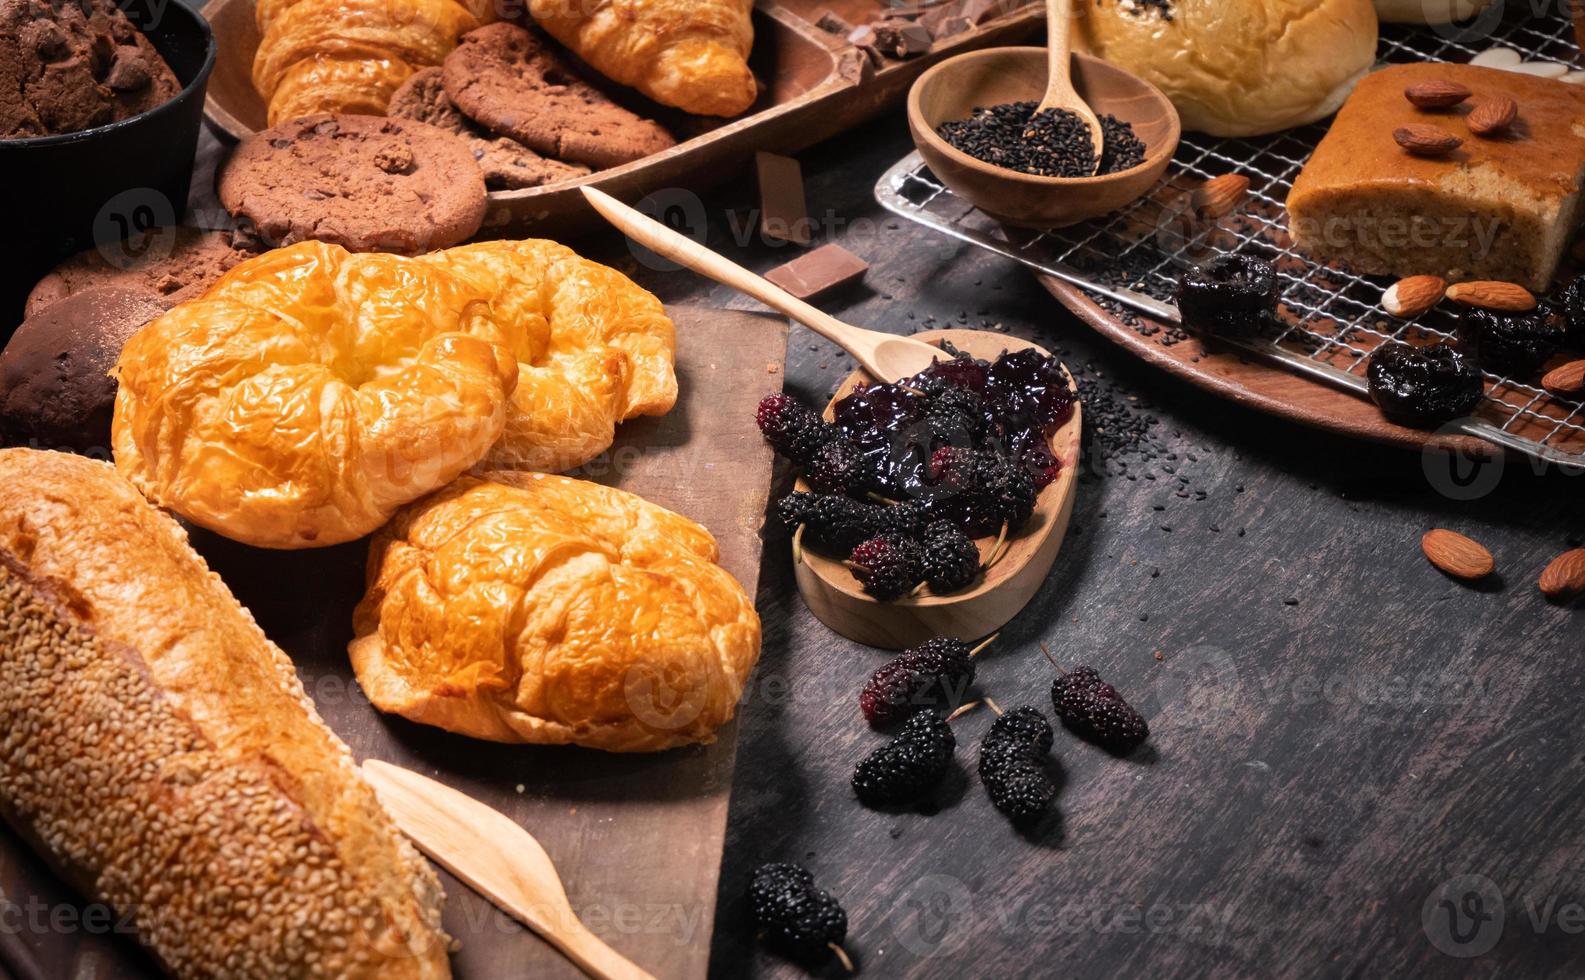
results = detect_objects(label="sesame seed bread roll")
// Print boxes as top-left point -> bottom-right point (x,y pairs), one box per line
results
0,449 -> 450,979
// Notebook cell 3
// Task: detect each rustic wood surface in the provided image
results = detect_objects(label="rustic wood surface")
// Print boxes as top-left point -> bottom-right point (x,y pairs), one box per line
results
571,119 -> 1584,979
0,308 -> 786,980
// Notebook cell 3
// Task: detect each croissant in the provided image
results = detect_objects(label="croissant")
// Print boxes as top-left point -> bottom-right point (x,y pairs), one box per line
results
417,239 -> 677,472
112,239 -> 676,549
527,0 -> 757,117
112,242 -> 521,549
254,0 -> 496,125
351,472 -> 761,751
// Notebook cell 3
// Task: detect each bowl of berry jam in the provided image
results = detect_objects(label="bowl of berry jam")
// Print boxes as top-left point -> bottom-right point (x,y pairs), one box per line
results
908,47 -> 1179,228
757,329 -> 1083,650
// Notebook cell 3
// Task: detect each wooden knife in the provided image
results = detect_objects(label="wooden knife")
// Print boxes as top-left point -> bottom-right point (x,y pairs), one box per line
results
360,760 -> 656,980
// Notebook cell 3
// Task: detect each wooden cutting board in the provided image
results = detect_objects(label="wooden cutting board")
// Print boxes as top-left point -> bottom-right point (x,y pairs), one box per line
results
0,308 -> 786,980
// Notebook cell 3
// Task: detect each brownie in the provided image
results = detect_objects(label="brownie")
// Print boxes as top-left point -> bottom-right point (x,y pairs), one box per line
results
25,227 -> 255,318
0,285 -> 165,455
443,23 -> 675,170
219,114 -> 488,254
0,0 -> 181,139
388,67 -> 590,190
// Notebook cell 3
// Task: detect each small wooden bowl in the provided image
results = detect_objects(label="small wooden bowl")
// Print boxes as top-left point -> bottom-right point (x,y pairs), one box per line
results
793,329 -> 1082,650
907,47 -> 1180,229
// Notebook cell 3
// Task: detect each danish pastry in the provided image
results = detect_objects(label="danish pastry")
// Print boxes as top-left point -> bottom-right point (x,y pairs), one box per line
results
112,241 -> 521,549
350,472 -> 762,752
527,0 -> 757,117
416,239 -> 677,472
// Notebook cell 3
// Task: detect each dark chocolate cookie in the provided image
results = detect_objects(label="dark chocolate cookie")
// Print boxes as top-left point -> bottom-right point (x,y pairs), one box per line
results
442,23 -> 675,170
0,285 -> 166,455
25,227 -> 255,318
388,67 -> 590,190
219,114 -> 487,254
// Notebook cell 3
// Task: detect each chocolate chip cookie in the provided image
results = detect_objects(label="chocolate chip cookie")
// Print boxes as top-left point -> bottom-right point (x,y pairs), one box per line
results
25,227 -> 256,318
388,67 -> 590,190
219,114 -> 487,254
443,23 -> 675,170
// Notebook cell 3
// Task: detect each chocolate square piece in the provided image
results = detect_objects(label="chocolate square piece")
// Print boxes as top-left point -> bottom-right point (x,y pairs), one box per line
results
765,244 -> 869,299
756,152 -> 812,246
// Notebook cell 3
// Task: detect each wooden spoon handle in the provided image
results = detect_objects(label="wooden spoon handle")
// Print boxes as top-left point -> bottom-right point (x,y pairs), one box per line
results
581,186 -> 880,360
1046,0 -> 1075,95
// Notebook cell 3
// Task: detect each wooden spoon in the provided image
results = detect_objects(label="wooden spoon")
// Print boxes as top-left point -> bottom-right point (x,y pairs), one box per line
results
582,186 -> 1083,650
581,186 -> 948,380
361,760 -> 655,980
1032,0 -> 1104,174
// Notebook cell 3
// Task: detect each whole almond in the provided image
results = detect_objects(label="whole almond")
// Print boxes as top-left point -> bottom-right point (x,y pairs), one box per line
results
1382,275 -> 1447,318
1467,95 -> 1519,137
1445,280 -> 1537,312
1193,174 -> 1250,219
1404,80 -> 1472,109
1539,549 -> 1585,599
1422,529 -> 1495,581
1541,360 -> 1585,397
1394,124 -> 1463,157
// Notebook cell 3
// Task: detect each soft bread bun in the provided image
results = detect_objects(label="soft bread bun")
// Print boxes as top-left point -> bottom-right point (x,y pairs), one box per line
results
1374,0 -> 1493,22
350,472 -> 761,752
112,241 -> 521,549
0,449 -> 449,977
417,240 -> 678,473
1076,0 -> 1379,137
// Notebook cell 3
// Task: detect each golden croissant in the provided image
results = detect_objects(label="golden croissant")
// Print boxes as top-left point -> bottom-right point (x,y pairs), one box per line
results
528,0 -> 757,117
351,472 -> 761,751
112,239 -> 675,549
254,0 -> 498,125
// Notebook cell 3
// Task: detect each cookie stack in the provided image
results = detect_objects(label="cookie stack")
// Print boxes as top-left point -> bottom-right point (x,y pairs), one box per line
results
403,22 -> 676,180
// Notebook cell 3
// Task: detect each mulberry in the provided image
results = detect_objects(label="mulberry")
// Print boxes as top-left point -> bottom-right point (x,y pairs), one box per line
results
978,706 -> 1057,828
921,521 -> 981,593
852,711 -> 956,807
848,533 -> 923,601
748,863 -> 849,967
1051,666 -> 1149,752
756,394 -> 839,465
859,637 -> 976,728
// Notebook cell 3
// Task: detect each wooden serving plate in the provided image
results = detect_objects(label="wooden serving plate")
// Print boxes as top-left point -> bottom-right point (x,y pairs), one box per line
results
1034,276 -> 1499,459
0,309 -> 786,980
200,0 -> 1044,237
795,328 -> 1082,651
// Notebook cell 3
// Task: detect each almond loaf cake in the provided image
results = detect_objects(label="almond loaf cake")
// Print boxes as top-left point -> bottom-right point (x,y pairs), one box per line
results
1287,63 -> 1585,292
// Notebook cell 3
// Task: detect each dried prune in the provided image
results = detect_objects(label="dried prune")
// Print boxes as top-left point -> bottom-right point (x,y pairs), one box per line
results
1365,342 -> 1485,426
1176,255 -> 1279,338
1560,275 -> 1585,351
1456,305 -> 1565,378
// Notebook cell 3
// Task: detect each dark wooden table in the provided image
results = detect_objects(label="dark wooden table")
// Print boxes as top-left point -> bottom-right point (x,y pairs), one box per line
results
7,106 -> 1582,979
565,116 -> 1585,979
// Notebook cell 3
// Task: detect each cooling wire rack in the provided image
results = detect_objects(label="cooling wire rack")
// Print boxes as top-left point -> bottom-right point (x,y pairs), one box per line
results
875,10 -> 1585,468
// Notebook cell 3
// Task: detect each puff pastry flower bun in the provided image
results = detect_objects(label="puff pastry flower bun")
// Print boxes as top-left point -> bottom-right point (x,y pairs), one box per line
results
1077,0 -> 1378,137
112,240 -> 675,549
350,473 -> 761,752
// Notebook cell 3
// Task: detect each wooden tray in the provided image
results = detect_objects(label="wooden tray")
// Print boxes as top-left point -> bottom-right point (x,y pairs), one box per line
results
0,308 -> 787,980
1034,276 -> 1498,459
201,0 -> 1043,236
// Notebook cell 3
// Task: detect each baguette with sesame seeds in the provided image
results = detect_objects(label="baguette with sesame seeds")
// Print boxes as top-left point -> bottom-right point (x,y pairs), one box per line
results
0,448 -> 451,978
